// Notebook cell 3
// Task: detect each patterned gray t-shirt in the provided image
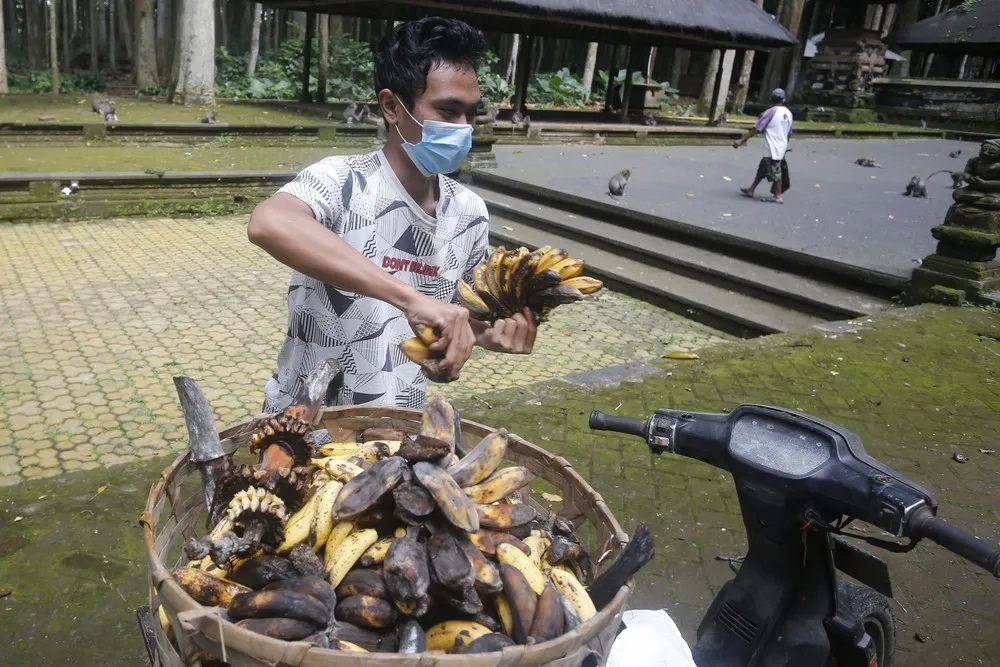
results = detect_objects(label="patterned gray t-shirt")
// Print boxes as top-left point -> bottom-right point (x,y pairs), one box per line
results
263,150 -> 489,410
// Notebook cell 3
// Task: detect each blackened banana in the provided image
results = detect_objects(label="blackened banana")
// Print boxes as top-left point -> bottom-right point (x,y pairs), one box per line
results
235,617 -> 318,641
396,619 -> 427,653
335,594 -> 398,629
228,589 -> 329,628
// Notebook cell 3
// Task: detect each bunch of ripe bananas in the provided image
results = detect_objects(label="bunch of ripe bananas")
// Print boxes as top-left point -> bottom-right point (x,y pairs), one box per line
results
166,395 -> 652,656
400,246 -> 603,383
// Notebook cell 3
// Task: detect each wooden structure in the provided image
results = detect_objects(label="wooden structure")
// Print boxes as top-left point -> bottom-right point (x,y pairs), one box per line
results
144,405 -> 634,666
246,0 -> 796,120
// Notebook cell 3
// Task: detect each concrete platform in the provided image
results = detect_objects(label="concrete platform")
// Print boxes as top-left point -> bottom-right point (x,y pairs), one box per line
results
489,139 -> 980,279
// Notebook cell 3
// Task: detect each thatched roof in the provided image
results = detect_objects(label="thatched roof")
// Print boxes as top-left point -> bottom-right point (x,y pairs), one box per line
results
257,0 -> 798,49
891,0 -> 1000,54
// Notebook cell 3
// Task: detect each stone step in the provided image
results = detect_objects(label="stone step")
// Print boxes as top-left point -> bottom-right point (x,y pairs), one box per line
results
475,184 -> 895,326
486,209 -> 822,336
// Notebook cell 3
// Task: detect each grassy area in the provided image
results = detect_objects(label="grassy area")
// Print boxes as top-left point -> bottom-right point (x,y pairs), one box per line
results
0,144 -> 366,173
0,94 -> 336,125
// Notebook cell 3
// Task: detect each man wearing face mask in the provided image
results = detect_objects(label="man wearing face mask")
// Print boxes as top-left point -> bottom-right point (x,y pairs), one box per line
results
248,17 -> 536,411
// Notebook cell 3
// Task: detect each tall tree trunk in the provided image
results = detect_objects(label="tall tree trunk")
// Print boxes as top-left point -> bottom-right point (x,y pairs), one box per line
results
0,0 -> 8,93
506,34 -> 520,84
329,14 -> 343,45
50,0 -> 59,93
71,0 -> 78,38
581,41 -> 598,101
173,0 -> 215,105
647,47 -> 657,80
108,0 -> 116,71
733,0 -> 765,113
670,49 -> 688,89
317,14 -> 328,102
263,8 -> 272,54
136,0 -> 158,87
217,0 -> 227,48
157,0 -> 170,80
246,3 -> 261,75
116,0 -> 131,60
89,0 -> 99,72
61,0 -> 70,71
697,50 -> 721,115
26,0 -> 44,68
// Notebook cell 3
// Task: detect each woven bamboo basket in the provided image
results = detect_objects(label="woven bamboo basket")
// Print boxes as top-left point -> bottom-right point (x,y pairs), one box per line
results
142,406 -> 633,667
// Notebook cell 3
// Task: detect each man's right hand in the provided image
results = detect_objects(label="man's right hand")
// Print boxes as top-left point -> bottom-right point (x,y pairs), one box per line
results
403,292 -> 475,375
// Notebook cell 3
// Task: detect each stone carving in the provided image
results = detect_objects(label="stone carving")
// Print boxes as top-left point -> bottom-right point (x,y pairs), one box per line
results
908,139 -> 1000,305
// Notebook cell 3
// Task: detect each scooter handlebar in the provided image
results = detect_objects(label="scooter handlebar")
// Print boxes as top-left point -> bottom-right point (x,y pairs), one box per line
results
908,506 -> 1000,578
588,411 -> 648,438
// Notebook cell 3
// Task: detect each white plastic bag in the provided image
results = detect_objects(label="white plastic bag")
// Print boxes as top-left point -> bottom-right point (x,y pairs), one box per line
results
606,609 -> 696,667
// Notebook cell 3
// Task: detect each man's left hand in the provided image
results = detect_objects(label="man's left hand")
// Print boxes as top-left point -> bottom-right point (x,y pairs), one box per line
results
476,307 -> 537,354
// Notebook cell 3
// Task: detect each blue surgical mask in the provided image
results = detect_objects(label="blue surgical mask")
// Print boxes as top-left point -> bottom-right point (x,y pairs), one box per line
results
394,97 -> 473,176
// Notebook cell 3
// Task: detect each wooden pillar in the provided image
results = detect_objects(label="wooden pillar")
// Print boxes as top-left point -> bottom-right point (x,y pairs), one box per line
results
511,35 -> 534,115
709,49 -> 736,122
299,11 -> 315,102
604,45 -> 620,111
621,46 -> 646,120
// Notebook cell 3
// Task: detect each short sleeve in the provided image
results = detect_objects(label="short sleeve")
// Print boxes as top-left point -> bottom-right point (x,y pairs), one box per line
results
277,157 -> 349,232
754,107 -> 776,132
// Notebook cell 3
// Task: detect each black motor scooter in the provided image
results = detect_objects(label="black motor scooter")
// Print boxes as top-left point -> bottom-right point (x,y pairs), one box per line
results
590,404 -> 999,667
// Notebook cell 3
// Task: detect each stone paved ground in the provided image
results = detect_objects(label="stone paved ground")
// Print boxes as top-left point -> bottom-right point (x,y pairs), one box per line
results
1,304 -> 996,666
0,216 -> 728,485
492,140 -> 981,278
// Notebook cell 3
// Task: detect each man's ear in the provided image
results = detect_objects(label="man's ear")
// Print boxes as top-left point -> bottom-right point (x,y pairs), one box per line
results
378,89 -> 399,125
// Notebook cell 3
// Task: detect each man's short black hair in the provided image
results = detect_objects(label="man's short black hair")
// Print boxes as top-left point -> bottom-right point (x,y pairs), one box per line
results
374,17 -> 486,110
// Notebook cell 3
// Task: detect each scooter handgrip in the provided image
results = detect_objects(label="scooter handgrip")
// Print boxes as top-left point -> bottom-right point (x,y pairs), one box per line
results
910,507 -> 1000,578
588,411 -> 647,438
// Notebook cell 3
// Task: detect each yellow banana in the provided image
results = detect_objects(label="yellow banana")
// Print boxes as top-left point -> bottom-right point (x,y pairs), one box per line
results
550,257 -> 585,280
331,640 -> 369,652
425,620 -> 493,652
485,250 -> 506,300
414,324 -> 440,346
522,534 -> 551,570
400,337 -> 433,364
463,466 -> 532,504
157,605 -> 173,639
358,535 -> 395,568
560,276 -> 603,295
276,494 -> 318,554
535,248 -> 569,274
497,542 -> 548,595
473,262 -> 491,296
317,441 -> 365,458
494,594 -> 515,637
309,479 -> 344,551
550,566 -> 597,622
324,520 -> 356,557
455,279 -> 492,318
326,527 -> 379,588
318,458 -> 366,483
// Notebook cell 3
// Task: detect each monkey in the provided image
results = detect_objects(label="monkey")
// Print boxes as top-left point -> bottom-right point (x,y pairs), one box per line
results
949,149 -> 962,158
902,175 -> 927,198
201,110 -> 219,124
490,104 -> 500,123
91,93 -> 110,114
144,168 -> 166,178
919,119 -> 927,129
353,104 -> 371,123
342,102 -> 358,124
100,100 -> 119,122
949,171 -> 969,189
644,113 -> 658,127
855,158 -> 882,168
902,169 -> 955,198
608,169 -> 631,198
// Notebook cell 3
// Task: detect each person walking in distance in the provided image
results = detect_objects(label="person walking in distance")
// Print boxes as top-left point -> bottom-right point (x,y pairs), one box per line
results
733,88 -> 794,204
247,18 -> 537,412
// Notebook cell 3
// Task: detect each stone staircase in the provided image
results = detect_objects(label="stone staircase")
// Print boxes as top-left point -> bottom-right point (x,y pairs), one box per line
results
470,171 -> 901,337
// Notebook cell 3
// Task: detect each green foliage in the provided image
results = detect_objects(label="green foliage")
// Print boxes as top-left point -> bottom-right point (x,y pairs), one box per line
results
528,68 -> 589,107
215,38 -> 375,101
595,69 -> 679,99
7,69 -> 104,95
477,51 -> 511,103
